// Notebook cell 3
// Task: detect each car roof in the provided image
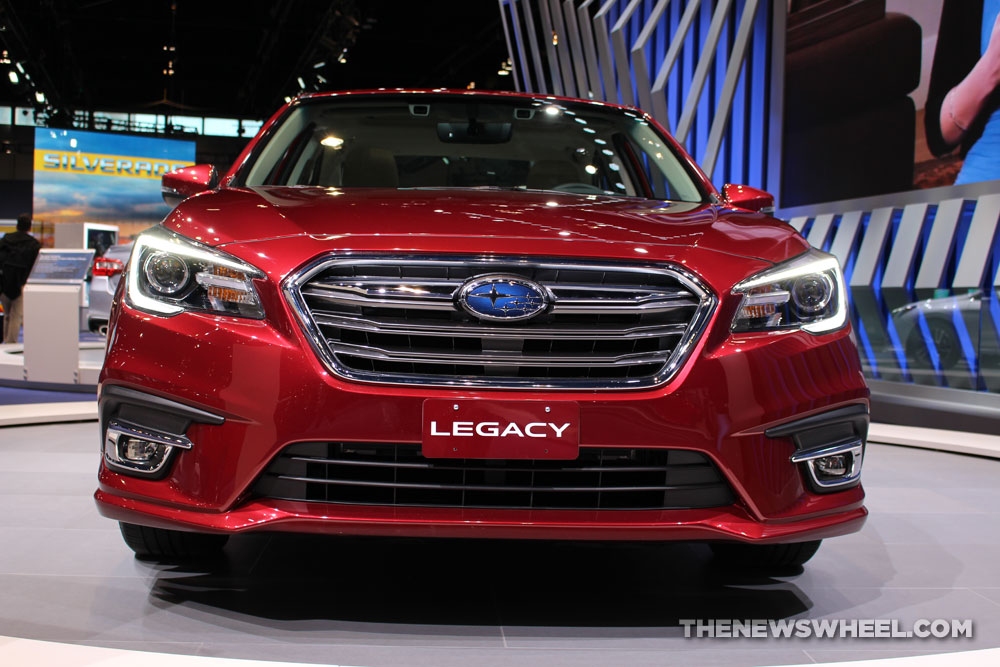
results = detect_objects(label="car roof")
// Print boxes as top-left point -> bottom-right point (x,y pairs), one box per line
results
293,88 -> 643,115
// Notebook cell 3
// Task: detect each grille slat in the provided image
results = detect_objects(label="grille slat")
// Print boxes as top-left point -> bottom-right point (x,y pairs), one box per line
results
253,443 -> 735,511
328,341 -> 673,366
302,287 -> 454,310
311,311 -> 689,339
301,285 -> 700,314
287,256 -> 715,389
285,454 -> 706,474
271,475 -> 711,493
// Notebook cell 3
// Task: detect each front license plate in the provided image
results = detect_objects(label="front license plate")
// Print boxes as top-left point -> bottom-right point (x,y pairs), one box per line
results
422,399 -> 580,460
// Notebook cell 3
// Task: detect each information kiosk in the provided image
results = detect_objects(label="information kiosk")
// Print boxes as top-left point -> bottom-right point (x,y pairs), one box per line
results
22,249 -> 95,384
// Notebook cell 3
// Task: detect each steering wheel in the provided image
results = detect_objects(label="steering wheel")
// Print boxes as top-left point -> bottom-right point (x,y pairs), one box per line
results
550,182 -> 610,195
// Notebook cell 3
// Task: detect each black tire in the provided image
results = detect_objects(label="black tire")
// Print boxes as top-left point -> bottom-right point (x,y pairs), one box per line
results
710,540 -> 821,569
119,522 -> 228,560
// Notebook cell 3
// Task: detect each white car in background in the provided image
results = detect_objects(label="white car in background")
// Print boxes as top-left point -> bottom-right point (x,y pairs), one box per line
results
87,242 -> 132,335
891,290 -> 983,371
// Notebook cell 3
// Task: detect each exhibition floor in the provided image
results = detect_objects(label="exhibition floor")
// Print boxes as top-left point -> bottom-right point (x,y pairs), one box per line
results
2,422 -> 1000,666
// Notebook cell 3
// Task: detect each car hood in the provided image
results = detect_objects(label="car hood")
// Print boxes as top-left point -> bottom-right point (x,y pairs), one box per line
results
163,186 -> 806,264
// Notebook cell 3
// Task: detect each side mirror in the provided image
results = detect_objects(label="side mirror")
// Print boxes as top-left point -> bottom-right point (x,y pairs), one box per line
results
722,183 -> 775,214
162,164 -> 220,208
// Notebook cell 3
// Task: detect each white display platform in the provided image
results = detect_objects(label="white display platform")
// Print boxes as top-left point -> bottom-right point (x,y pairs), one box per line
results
0,401 -> 97,427
0,342 -> 103,388
869,423 -> 1000,459
1,634 -> 997,667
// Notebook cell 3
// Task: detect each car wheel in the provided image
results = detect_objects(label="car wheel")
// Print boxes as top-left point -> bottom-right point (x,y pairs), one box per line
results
710,540 -> 821,569
119,522 -> 228,560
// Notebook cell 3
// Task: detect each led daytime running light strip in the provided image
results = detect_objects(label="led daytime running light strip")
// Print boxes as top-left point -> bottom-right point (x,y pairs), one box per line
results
735,253 -> 839,291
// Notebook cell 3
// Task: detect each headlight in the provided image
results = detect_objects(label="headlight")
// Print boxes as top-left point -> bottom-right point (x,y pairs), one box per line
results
126,227 -> 265,318
732,249 -> 847,334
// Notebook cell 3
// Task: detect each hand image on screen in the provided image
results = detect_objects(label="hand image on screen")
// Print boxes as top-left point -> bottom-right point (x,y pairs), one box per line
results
940,9 -> 1000,146
925,0 -> 1000,186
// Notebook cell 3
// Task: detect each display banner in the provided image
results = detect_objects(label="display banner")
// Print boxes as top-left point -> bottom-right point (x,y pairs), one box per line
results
783,0 -> 1000,207
33,128 -> 195,225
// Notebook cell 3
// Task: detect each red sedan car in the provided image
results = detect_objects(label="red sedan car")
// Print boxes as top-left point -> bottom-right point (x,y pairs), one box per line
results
95,90 -> 868,568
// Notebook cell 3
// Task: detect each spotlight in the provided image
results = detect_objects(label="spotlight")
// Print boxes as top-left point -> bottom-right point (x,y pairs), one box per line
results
8,70 -> 17,84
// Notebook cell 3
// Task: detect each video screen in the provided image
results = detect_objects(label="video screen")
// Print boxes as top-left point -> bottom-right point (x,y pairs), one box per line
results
783,0 -> 999,207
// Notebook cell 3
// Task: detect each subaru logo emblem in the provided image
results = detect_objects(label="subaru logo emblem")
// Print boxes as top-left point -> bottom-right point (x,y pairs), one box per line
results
458,275 -> 549,322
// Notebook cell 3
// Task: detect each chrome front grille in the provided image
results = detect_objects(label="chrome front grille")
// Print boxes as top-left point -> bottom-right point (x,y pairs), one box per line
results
252,443 -> 736,511
285,256 -> 715,389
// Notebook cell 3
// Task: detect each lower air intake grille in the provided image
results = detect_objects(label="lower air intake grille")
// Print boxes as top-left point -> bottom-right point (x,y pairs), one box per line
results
252,442 -> 735,511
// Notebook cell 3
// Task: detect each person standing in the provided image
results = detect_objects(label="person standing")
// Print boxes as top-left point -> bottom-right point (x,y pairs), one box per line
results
0,214 -> 42,344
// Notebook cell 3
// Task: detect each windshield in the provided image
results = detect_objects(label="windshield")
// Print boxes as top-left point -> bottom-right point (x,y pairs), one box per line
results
241,96 -> 708,203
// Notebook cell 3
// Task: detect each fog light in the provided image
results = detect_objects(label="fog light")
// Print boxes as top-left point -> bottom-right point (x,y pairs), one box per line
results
814,454 -> 848,478
104,419 -> 193,477
122,437 -> 164,463
790,439 -> 864,490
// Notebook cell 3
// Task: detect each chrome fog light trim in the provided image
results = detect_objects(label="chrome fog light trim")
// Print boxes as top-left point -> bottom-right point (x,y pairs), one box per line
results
790,439 -> 864,490
103,419 -> 193,477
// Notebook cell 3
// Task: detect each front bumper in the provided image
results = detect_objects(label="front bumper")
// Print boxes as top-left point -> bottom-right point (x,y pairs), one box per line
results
95,491 -> 866,543
96,272 -> 870,544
